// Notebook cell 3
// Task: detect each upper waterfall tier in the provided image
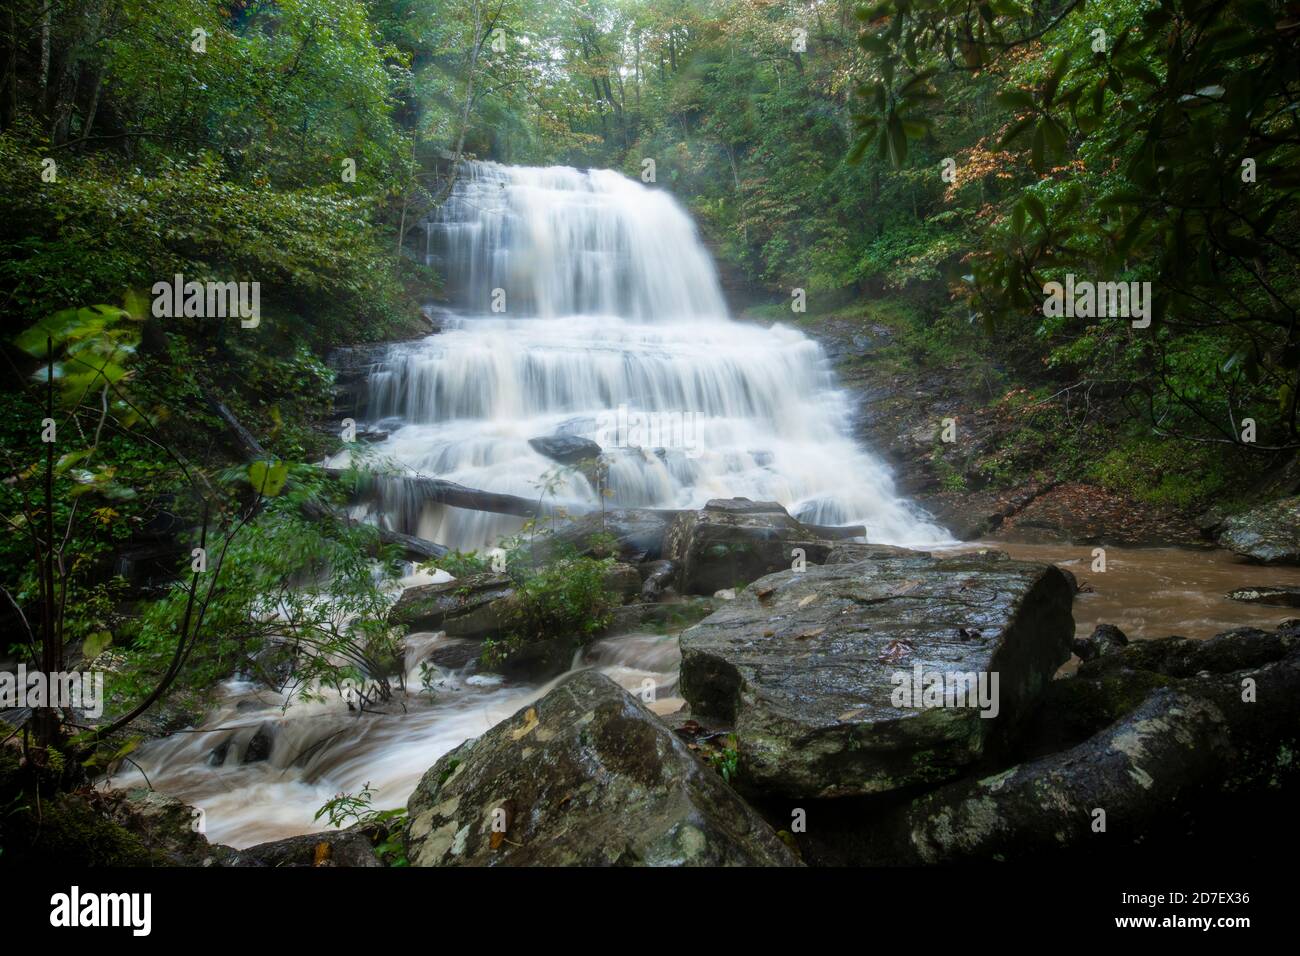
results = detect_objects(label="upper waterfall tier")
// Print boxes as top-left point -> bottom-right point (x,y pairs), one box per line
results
426,162 -> 730,321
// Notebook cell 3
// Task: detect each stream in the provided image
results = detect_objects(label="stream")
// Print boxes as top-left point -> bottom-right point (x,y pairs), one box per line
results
106,163 -> 1300,848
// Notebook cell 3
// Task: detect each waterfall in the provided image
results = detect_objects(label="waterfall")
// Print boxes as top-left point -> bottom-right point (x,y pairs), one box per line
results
335,161 -> 948,550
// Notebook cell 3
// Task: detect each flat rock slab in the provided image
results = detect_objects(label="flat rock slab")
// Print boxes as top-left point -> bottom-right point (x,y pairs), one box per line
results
678,555 -> 1074,798
404,671 -> 799,866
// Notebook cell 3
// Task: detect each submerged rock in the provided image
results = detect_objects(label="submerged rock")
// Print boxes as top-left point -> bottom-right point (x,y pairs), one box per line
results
1071,623 -> 1129,662
243,723 -> 274,763
678,555 -> 1075,798
1227,585 -> 1300,608
1219,496 -> 1300,564
666,499 -> 832,595
404,671 -> 800,866
528,434 -> 603,465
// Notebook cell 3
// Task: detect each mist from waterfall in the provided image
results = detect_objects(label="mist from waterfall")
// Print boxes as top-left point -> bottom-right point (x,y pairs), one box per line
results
338,161 -> 949,550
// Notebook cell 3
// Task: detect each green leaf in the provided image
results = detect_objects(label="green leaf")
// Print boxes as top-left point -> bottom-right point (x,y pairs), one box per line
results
1042,116 -> 1067,156
1023,193 -> 1047,227
1000,115 -> 1035,146
887,110 -> 908,166
995,88 -> 1036,111
83,631 -> 113,661
248,459 -> 289,497
1043,50 -> 1072,107
1031,121 -> 1046,172
15,307 -> 120,357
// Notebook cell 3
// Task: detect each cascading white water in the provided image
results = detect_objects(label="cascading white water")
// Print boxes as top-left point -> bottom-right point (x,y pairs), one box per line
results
432,162 -> 730,320
110,163 -> 948,848
344,161 -> 948,550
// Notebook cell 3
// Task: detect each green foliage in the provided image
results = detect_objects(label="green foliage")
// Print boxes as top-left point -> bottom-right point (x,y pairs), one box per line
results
509,553 -> 619,648
708,735 -> 740,783
115,494 -> 402,709
854,0 -> 1300,452
315,782 -> 409,866
429,550 -> 492,578
0,135 -> 409,339
1089,434 -> 1234,511
449,537 -> 621,671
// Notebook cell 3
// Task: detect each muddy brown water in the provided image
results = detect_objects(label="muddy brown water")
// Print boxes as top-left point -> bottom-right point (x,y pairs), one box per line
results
960,541 -> 1300,641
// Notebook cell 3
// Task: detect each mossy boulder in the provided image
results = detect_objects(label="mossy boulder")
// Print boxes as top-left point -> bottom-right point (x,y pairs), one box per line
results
404,671 -> 799,866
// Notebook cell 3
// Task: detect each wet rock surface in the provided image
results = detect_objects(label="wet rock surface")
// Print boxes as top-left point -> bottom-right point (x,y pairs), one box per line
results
1071,623 -> 1130,662
824,541 -> 932,564
404,671 -> 800,866
678,554 -> 1075,798
226,824 -> 385,867
666,498 -> 833,595
841,622 -> 1300,864
528,433 -> 603,465
531,509 -> 674,564
391,572 -> 516,637
1227,584 -> 1300,607
1219,496 -> 1300,564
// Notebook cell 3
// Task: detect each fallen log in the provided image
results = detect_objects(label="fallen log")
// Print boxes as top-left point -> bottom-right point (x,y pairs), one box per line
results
299,499 -> 447,562
200,386 -> 451,562
322,467 -> 577,519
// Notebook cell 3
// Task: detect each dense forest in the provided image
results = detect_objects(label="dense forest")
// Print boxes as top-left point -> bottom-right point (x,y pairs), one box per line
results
2,0 -> 1299,881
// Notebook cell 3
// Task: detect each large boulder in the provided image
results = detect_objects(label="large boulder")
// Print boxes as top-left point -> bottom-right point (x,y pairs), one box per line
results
1219,496 -> 1300,564
678,555 -> 1075,798
845,622 -> 1300,864
390,572 -> 515,638
666,498 -> 833,595
602,562 -> 643,602
404,671 -> 800,866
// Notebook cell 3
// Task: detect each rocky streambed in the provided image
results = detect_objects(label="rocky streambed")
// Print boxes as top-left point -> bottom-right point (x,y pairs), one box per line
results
98,497 -> 1300,867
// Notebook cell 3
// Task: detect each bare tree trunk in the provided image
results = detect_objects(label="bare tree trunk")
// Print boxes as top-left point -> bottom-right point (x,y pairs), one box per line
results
40,3 -> 51,101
